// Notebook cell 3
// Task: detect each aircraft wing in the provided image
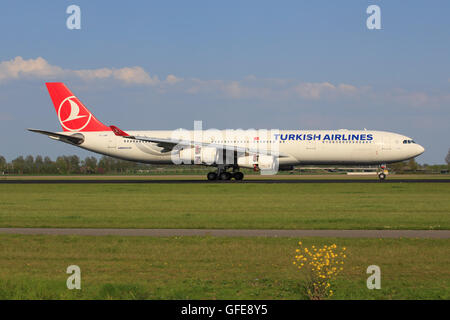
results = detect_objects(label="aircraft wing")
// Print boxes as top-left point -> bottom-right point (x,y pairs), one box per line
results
110,125 -> 286,157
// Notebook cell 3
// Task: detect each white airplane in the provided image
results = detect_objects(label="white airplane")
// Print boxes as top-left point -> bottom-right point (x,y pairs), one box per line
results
29,83 -> 425,181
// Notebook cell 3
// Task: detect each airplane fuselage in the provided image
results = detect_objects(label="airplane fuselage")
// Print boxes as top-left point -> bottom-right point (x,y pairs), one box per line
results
62,129 -> 425,166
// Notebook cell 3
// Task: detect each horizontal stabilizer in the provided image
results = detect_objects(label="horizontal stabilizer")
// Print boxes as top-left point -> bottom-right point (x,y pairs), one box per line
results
28,128 -> 85,145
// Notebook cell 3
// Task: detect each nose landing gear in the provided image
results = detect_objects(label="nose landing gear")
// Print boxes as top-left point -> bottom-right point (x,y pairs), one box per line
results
378,164 -> 388,181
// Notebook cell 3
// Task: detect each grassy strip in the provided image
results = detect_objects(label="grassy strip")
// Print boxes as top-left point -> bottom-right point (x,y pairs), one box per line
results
0,183 -> 448,229
0,235 -> 448,299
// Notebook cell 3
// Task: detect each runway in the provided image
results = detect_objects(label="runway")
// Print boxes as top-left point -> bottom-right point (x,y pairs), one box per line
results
0,228 -> 448,238
0,179 -> 449,184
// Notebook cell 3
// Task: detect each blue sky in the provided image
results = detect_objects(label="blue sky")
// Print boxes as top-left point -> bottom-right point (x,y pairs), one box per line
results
0,1 -> 449,163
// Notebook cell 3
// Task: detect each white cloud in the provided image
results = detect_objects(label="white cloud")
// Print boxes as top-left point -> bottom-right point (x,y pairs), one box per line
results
222,81 -> 272,99
0,56 -> 162,86
243,75 -> 291,86
185,79 -> 223,95
222,81 -> 241,98
293,82 -> 358,99
0,57 -> 446,107
294,82 -> 335,99
0,56 -> 63,80
73,68 -> 113,80
112,66 -> 159,85
165,74 -> 183,85
184,77 -> 361,100
337,83 -> 358,94
185,78 -> 271,99
386,89 -> 450,108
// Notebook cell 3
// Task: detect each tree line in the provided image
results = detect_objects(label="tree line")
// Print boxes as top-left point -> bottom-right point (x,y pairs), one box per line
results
0,155 -> 153,175
387,158 -> 448,174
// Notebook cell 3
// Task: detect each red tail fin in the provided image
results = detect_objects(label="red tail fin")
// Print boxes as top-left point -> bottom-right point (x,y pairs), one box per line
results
46,82 -> 110,132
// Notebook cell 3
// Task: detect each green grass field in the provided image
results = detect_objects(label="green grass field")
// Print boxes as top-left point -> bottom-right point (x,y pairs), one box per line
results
0,235 -> 448,299
0,180 -> 448,299
0,183 -> 448,229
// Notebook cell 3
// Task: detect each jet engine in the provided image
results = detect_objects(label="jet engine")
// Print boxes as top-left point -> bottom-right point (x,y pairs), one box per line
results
179,147 -> 219,165
237,154 -> 278,173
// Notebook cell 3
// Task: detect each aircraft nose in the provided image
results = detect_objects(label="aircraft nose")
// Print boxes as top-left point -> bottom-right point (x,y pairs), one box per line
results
416,144 -> 425,156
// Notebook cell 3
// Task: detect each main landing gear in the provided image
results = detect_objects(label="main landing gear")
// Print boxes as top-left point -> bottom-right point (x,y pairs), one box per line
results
378,164 -> 388,181
207,166 -> 244,181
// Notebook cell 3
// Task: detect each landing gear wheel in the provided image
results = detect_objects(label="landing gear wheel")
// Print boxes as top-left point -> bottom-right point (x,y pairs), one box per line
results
219,172 -> 232,180
233,172 -> 244,181
207,172 -> 218,181
378,172 -> 386,181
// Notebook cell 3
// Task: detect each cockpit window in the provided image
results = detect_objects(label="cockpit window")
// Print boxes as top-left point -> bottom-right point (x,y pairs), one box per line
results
403,140 -> 415,144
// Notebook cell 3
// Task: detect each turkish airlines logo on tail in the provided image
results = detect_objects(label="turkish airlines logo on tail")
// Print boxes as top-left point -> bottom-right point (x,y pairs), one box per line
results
58,96 -> 92,131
